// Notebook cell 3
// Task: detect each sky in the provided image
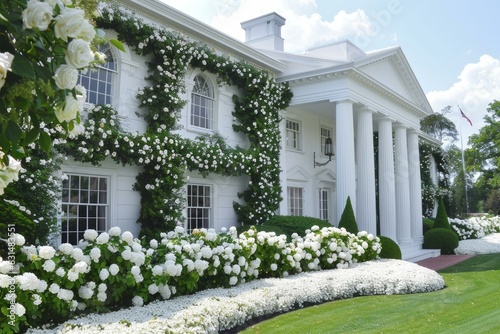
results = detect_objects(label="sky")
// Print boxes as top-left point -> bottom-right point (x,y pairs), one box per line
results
160,0 -> 500,146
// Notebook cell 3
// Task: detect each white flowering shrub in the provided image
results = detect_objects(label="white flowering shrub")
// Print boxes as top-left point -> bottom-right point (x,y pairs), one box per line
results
450,216 -> 500,240
0,225 -> 381,332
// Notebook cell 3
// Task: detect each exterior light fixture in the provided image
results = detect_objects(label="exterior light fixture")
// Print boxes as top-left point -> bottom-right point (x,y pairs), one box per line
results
314,136 -> 334,168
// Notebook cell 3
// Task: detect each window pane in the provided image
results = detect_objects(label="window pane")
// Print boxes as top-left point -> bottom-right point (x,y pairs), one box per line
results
61,174 -> 109,244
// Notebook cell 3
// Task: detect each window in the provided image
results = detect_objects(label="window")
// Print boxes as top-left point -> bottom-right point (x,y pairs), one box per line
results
78,44 -> 116,105
61,174 -> 109,244
187,184 -> 212,232
190,75 -> 214,130
319,189 -> 329,221
286,120 -> 301,150
288,187 -> 303,216
320,127 -> 332,154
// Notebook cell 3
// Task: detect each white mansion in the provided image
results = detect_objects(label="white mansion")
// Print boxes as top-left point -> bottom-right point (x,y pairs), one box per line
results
62,0 -> 439,261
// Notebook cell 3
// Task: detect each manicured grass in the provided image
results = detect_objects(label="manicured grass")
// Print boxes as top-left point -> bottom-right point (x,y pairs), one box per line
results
241,254 -> 500,334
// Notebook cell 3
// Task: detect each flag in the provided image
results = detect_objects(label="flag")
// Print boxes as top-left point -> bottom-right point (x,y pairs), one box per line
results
459,107 -> 473,126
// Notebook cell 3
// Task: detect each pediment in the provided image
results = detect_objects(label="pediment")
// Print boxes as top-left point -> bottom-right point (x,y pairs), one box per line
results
354,48 -> 432,113
316,169 -> 336,183
287,166 -> 311,182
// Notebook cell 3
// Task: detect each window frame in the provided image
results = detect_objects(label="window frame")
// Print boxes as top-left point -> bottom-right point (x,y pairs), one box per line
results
60,173 -> 111,245
287,186 -> 304,216
189,74 -> 216,132
78,43 -> 118,108
186,183 -> 213,232
286,119 -> 302,151
319,188 -> 329,221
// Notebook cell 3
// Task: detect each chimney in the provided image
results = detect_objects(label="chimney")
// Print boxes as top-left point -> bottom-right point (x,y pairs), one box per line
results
240,12 -> 286,51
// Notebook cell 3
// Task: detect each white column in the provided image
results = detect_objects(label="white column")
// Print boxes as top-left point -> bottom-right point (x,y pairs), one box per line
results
356,107 -> 377,235
408,130 -> 424,243
394,124 -> 412,244
335,100 -> 356,223
279,113 -> 288,215
378,118 -> 397,240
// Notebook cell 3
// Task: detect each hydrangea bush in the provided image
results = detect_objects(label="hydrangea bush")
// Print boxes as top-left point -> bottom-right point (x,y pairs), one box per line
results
450,216 -> 500,240
0,226 -> 380,332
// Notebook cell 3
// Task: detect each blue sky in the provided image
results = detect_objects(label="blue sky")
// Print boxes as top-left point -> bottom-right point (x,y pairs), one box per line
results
161,0 -> 500,145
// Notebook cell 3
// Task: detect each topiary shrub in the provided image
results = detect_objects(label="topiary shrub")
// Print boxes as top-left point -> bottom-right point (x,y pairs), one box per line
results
378,236 -> 402,259
338,196 -> 359,234
423,218 -> 434,235
423,228 -> 459,254
433,197 -> 451,230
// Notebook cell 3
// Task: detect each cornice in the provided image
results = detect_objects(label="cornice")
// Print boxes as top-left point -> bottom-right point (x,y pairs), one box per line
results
113,0 -> 286,73
280,67 -> 428,119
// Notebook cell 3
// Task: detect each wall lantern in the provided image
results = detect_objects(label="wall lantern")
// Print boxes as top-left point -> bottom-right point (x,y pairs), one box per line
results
314,136 -> 334,168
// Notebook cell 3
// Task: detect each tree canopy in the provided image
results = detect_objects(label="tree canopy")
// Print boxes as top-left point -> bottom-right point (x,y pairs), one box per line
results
468,100 -> 500,188
420,106 -> 459,145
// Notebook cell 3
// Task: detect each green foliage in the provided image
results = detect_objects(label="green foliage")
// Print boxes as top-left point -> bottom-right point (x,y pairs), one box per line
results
377,236 -> 402,259
433,198 -> 451,229
0,148 -> 61,248
338,196 -> 359,234
485,189 -> 500,215
423,218 -> 434,235
0,1 -> 96,159
420,141 -> 453,217
420,109 -> 459,143
423,228 -> 459,254
468,100 -> 500,188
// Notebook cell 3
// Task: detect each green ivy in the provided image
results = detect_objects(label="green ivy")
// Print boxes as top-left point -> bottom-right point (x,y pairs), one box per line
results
63,4 -> 292,238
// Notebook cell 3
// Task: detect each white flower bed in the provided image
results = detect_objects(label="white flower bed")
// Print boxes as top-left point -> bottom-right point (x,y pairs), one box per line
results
455,233 -> 500,254
27,259 -> 444,334
450,216 -> 500,240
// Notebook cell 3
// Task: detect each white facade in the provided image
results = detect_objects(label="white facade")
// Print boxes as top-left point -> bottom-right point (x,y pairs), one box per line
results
61,0 -> 438,260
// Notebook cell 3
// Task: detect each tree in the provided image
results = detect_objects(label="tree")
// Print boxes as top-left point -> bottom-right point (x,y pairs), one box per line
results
485,190 -> 500,215
420,106 -> 459,145
338,196 -> 359,234
452,168 -> 468,217
468,100 -> 500,188
433,197 -> 451,230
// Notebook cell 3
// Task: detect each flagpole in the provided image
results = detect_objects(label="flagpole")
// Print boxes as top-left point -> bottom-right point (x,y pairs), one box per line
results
457,105 -> 470,214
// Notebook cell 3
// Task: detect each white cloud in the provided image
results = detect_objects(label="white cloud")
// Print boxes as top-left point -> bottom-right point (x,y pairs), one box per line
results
162,0 -> 375,54
426,54 -> 500,144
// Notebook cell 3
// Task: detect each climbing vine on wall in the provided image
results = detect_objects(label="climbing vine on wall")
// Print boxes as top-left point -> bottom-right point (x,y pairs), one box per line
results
420,141 -> 452,217
64,4 -> 292,239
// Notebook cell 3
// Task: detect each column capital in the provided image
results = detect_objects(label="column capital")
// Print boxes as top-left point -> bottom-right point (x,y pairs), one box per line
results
356,106 -> 376,114
393,122 -> 408,130
330,98 -> 357,105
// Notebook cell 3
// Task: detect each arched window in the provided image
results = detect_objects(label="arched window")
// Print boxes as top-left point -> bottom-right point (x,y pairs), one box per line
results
78,44 -> 117,105
190,75 -> 214,130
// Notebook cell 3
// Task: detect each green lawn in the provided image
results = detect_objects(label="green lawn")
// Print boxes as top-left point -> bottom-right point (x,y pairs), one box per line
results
241,254 -> 500,334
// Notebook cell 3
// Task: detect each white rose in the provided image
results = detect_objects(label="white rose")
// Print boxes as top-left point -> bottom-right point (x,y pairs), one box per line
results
53,65 -> 78,90
65,38 -> 93,69
0,52 -> 14,91
22,0 -> 53,31
54,93 -> 81,123
78,21 -> 96,42
54,8 -> 87,42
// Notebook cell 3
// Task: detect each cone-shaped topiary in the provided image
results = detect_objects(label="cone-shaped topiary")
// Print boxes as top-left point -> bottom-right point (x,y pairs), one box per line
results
378,236 -> 402,259
338,196 -> 359,234
433,197 -> 451,230
423,227 -> 459,254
